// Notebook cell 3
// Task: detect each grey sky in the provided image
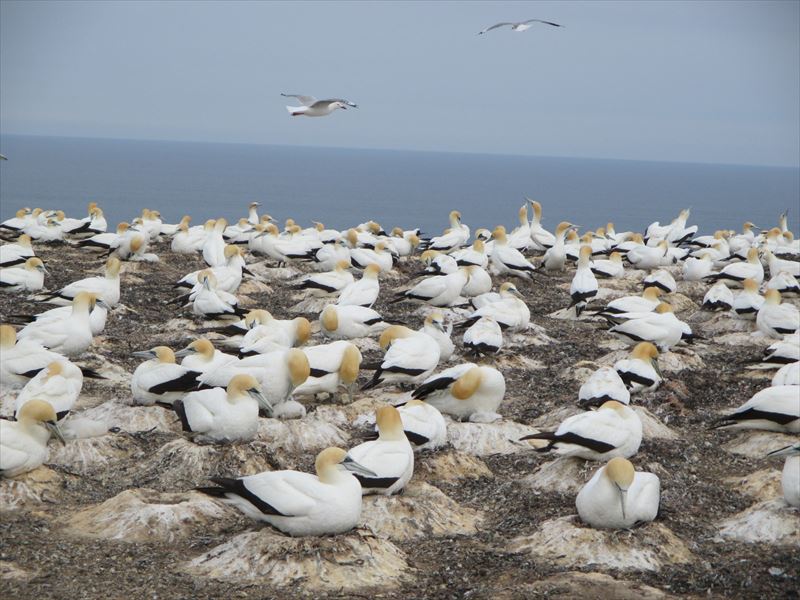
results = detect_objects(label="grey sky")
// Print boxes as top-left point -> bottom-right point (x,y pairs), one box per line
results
1,0 -> 798,166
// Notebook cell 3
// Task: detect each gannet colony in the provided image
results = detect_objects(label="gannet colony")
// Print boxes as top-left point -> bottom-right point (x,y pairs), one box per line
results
0,201 -> 798,598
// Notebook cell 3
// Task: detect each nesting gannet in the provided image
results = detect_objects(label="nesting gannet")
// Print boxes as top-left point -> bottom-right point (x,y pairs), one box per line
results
17,292 -> 100,357
239,315 -> 311,355
521,401 -> 643,460
733,278 -> 764,319
613,342 -> 662,393
412,363 -> 505,422
414,251 -> 458,277
478,18 -> 563,34
8,293 -> 108,336
0,234 -> 34,267
295,341 -> 361,401
569,246 -> 598,316
705,248 -> 764,286
0,208 -> 31,234
0,325 -> 80,388
348,240 -> 394,272
76,222 -> 130,252
198,447 -> 374,535
0,257 -> 46,292
759,336 -> 799,367
131,346 -> 203,406
282,93 -> 357,117
627,240 -> 674,270
578,366 -> 630,408
421,311 -> 455,361
607,303 -> 692,351
362,326 -> 441,390
490,226 -> 536,279
702,282 -> 734,312
528,199 -> 555,250
591,252 -> 625,279
592,287 -> 663,317
461,282 -> 530,331
425,211 -> 470,253
189,272 -> 246,320
767,271 -> 800,296
14,361 -> 83,420
173,374 -> 271,443
767,443 -> 800,507
176,245 -> 248,294
392,268 -> 469,307
643,269 -> 677,294
756,290 -> 799,338
463,315 -> 503,355
37,256 -> 121,307
764,249 -> 800,278
1,400 -> 65,477
541,222 -> 576,272
682,254 -> 714,281
713,385 -> 799,432
772,361 -> 800,386
175,338 -> 239,379
452,239 -> 489,269
576,457 -> 660,529
347,406 -> 414,495
461,264 -> 493,297
201,218 -> 228,267
292,260 -> 354,297
319,304 -> 386,340
336,263 -> 381,308
388,400 -> 448,451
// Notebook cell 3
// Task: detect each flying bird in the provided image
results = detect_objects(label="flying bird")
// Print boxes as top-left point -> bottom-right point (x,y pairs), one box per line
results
282,94 -> 358,117
478,19 -> 563,35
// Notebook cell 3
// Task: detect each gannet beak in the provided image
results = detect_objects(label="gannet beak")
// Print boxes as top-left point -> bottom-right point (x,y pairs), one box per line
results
617,485 -> 627,521
342,454 -> 378,478
132,350 -> 158,360
47,421 -> 66,445
97,299 -> 111,310
510,288 -> 525,300
174,347 -> 194,358
767,444 -> 798,458
249,389 -> 273,413
651,358 -> 662,379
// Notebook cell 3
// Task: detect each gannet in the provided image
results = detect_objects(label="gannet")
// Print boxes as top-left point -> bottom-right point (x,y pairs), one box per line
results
282,93 -> 357,117
239,315 -> 311,355
17,292 -> 100,357
336,263 -> 381,307
607,303 -> 692,351
295,341 -> 361,401
1,399 -> 65,477
7,297 -> 108,336
592,287 -> 663,317
176,245 -> 248,294
421,311 -> 455,361
37,256 -> 121,307
14,361 -> 83,420
733,278 -> 764,319
0,209 -> 32,234
0,234 -> 34,267
463,315 -> 503,355
713,385 -> 799,432
578,366 -> 631,408
478,18 -> 563,34
202,218 -> 228,267
384,227 -> 418,257
576,457 -> 660,529
541,222 -> 575,271
591,252 -> 625,279
705,248 -> 764,286
425,211 -> 470,253
415,250 -> 458,276
767,443 -> 800,507
627,240 -> 673,270
361,326 -> 441,390
569,246 -> 598,317
320,304 -> 386,340
756,290 -> 799,338
308,238 -> 351,271
764,249 -> 800,278
348,240 -> 394,272
773,361 -> 800,386
198,447 -> 374,536
76,222 -> 130,252
490,226 -> 537,279
461,282 -> 530,331
189,272 -> 246,320
23,217 -> 63,242
0,325 -> 85,388
453,239 -> 489,269
347,406 -> 414,495
131,346 -> 203,406
758,335 -> 799,368
682,254 -> 714,281
412,363 -> 505,422
613,342 -> 662,393
643,269 -> 677,294
528,199 -> 555,251
392,268 -> 469,307
521,401 -> 643,460
292,260 -> 354,297
387,400 -> 448,451
175,338 -> 239,378
702,282 -> 734,311
767,271 -> 800,296
506,204 -> 532,251
460,264 -> 492,298
0,257 -> 46,292
173,374 -> 271,443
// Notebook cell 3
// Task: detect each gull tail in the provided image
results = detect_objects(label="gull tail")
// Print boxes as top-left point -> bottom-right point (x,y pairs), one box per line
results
286,106 -> 306,116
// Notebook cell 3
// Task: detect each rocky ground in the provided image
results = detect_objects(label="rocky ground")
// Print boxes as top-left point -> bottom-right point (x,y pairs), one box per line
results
0,240 -> 798,600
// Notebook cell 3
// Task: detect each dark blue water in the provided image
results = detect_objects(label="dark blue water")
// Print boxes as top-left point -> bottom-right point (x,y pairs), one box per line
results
1,135 -> 798,236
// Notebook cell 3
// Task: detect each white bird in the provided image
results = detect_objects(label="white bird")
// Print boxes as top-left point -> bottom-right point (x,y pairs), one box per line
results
176,245 -> 248,294
336,263 -> 381,307
478,18 -> 563,34
282,93 -> 357,117
361,326 -> 441,390
541,222 -> 576,272
759,335 -> 799,367
17,292 -> 100,357
607,303 -> 692,351
130,346 -> 203,406
175,338 -> 240,379
391,400 -> 448,452
173,374 -> 272,443
714,385 -> 799,432
0,325 -> 79,389
189,271 -> 245,320
319,304 -> 386,340
0,234 -> 34,267
643,269 -> 677,294
425,211 -> 470,253
1,399 -> 65,477
347,405 -> 414,495
198,447 -> 375,536
591,252 -> 625,279
764,249 -> 800,278
733,278 -> 764,319
578,366 -> 631,408
6,295 -> 108,336
37,256 -> 121,307
767,443 -> 800,507
702,282 -> 734,311
490,226 -> 537,279
772,361 -> 799,386
292,260 -> 354,297
294,341 -> 362,401
506,204 -> 532,250
766,271 -> 800,296
421,311 -> 455,361
526,199 -> 555,250
14,361 -> 83,420
627,240 -> 673,270
521,401 -> 643,460
76,222 -> 133,253
461,282 -> 530,331
452,239 -> 489,269
756,290 -> 799,339
460,264 -> 493,298
705,248 -> 764,286
308,238 -> 351,271
412,363 -> 505,422
682,254 -> 714,281
348,240 -> 394,272
463,316 -> 503,355
0,257 -> 46,292
202,218 -> 228,267
569,246 -> 598,316
613,342 -> 662,393
238,313 -> 311,356
392,268 -> 469,307
592,287 -> 663,317
576,457 -> 660,529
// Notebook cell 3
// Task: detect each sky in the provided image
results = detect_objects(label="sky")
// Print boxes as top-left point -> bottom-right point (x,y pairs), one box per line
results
1,0 -> 798,167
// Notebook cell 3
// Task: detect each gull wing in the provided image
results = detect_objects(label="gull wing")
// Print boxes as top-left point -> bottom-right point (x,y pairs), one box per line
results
522,19 -> 563,27
479,22 -> 512,34
280,93 -> 316,107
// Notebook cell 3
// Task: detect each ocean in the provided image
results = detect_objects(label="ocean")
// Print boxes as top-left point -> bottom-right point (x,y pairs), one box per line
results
0,134 -> 798,237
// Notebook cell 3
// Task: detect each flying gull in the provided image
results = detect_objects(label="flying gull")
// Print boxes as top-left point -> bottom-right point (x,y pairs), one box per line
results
282,94 -> 358,117
478,19 -> 563,35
